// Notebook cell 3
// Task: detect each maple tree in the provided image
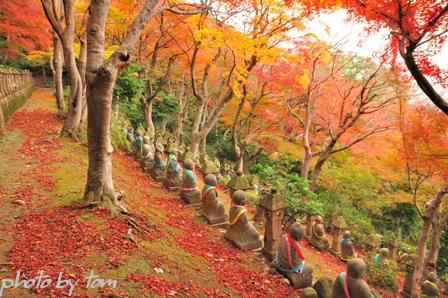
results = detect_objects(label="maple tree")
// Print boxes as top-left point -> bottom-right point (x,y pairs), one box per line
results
274,41 -> 399,190
181,0 -> 304,159
0,0 -> 51,57
82,0 -> 201,214
40,0 -> 86,138
296,0 -> 448,115
396,100 -> 448,296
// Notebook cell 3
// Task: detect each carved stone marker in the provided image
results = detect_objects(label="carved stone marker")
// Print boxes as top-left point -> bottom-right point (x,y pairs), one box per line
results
329,216 -> 348,256
258,188 -> 288,261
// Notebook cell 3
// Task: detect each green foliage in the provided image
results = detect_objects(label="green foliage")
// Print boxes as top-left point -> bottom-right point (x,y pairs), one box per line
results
111,111 -> 132,153
438,225 -> 448,274
373,203 -> 421,243
206,127 -> 235,161
366,253 -> 399,292
113,63 -> 145,128
152,91 -> 179,130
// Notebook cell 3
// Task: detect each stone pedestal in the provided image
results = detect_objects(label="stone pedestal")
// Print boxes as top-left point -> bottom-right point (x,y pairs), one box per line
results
258,189 -> 288,261
227,171 -> 252,195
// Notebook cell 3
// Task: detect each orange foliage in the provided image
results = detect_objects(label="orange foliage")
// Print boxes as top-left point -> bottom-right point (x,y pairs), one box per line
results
0,0 -> 51,57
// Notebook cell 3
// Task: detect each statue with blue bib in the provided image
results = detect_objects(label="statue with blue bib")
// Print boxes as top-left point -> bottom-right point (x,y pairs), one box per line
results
274,222 -> 313,289
180,159 -> 201,205
164,147 -> 182,190
151,143 -> 166,181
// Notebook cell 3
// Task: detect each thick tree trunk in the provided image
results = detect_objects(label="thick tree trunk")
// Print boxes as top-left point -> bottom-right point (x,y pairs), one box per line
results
52,32 -> 65,111
410,188 -> 448,297
83,0 -> 127,213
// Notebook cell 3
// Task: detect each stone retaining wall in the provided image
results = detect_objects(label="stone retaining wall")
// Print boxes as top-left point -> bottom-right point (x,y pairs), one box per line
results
0,66 -> 34,129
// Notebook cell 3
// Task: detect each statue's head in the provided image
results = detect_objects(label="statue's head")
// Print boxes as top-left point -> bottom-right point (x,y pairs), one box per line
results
232,190 -> 246,205
143,136 -> 150,145
347,258 -> 366,279
204,174 -> 217,186
184,159 -> 195,170
427,271 -> 438,283
315,215 -> 323,223
170,148 -> 178,156
343,230 -> 351,239
379,247 -> 389,258
289,222 -> 305,241
156,143 -> 164,152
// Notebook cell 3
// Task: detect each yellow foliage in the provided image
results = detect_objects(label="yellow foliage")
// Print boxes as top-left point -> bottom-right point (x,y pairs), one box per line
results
295,70 -> 310,88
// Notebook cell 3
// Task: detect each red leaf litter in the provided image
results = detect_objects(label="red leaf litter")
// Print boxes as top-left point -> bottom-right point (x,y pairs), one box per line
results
127,272 -> 226,297
153,196 -> 299,298
8,206 -> 140,297
9,109 -> 64,192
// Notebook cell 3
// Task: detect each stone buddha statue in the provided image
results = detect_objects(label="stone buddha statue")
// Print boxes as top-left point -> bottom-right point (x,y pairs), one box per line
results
224,190 -> 263,251
134,129 -> 144,158
340,231 -> 357,262
313,276 -> 334,298
274,223 -> 313,289
126,127 -> 135,143
151,143 -> 166,181
309,215 -> 329,251
163,148 -> 182,191
178,143 -> 187,162
301,287 -> 318,298
332,258 -> 376,298
201,154 -> 220,177
180,159 -> 201,205
141,137 -> 154,172
421,271 -> 440,297
201,174 -> 227,225
373,248 -> 389,266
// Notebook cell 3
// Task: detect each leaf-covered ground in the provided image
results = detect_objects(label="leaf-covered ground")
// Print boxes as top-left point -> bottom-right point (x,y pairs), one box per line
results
0,89 -> 397,297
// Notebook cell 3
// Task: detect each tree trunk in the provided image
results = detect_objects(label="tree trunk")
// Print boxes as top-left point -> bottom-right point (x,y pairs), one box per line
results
301,151 -> 313,180
410,188 -> 448,297
310,155 -> 328,190
83,0 -> 127,213
426,219 -> 441,267
426,212 -> 448,267
52,32 -> 65,111
41,65 -> 47,84
173,98 -> 186,143
60,43 -> 83,138
199,135 -> 207,157
79,32 -> 88,121
143,100 -> 155,137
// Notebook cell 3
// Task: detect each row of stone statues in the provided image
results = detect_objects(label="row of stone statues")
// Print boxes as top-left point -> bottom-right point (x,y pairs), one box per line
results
125,127 -> 265,251
126,127 -> 442,297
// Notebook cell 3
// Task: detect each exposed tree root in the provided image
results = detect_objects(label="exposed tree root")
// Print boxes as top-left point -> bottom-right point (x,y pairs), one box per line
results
78,190 -> 159,240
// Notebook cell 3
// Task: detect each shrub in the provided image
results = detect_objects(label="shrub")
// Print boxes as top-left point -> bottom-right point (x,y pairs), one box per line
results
366,252 -> 399,292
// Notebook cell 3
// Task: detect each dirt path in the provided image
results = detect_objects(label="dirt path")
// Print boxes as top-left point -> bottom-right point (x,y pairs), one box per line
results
0,89 -> 399,298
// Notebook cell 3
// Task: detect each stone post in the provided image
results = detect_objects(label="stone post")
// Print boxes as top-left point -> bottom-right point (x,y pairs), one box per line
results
305,214 -> 314,240
400,260 -> 417,298
329,216 -> 348,256
258,188 -> 289,261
